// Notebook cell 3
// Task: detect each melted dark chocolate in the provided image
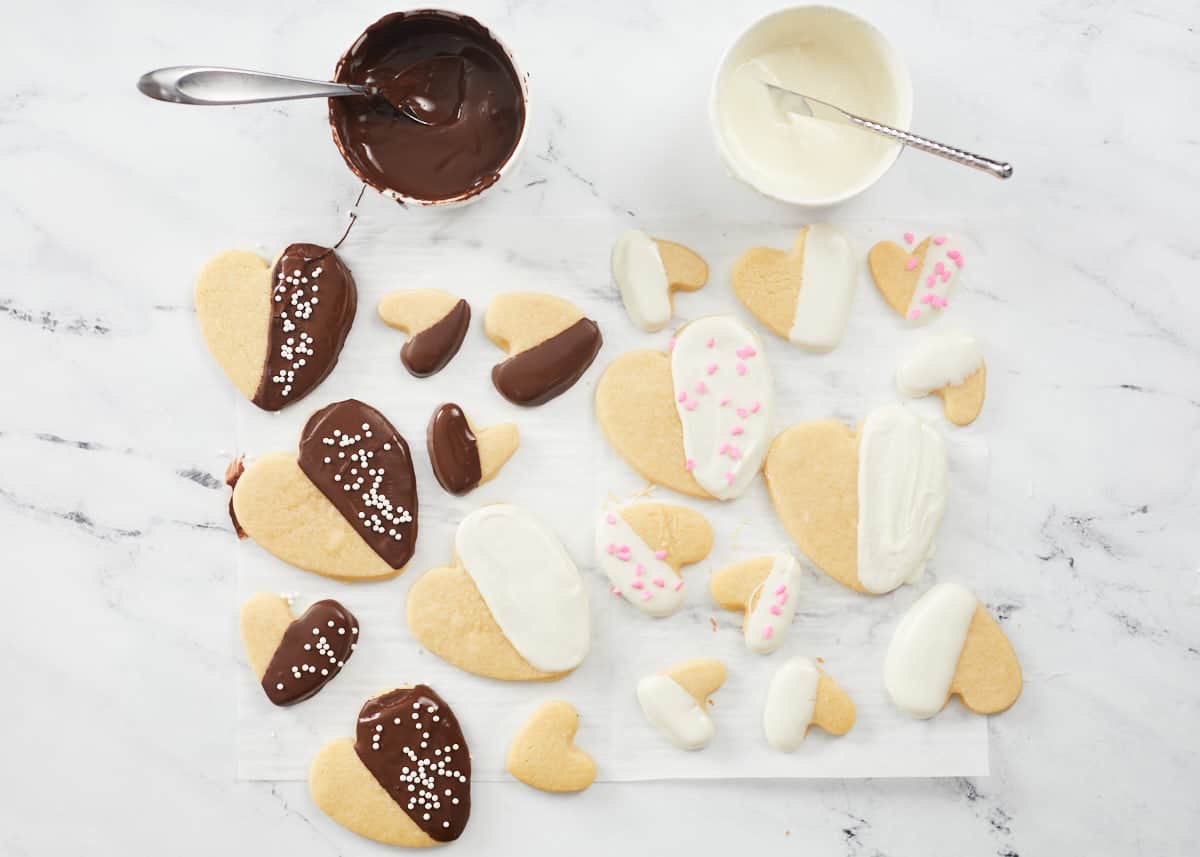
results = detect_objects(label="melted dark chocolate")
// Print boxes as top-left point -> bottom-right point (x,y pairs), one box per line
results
262,600 -> 358,706
297,399 -> 418,569
401,299 -> 471,377
330,12 -> 525,202
491,317 -> 603,406
354,685 -> 471,842
253,243 -> 357,411
427,403 -> 481,495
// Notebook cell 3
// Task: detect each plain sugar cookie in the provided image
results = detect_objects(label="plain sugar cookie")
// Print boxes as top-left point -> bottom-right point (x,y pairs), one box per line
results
869,231 -> 966,325
309,685 -> 470,846
763,404 -> 947,594
597,502 -> 713,617
709,552 -> 804,653
885,582 -> 1022,718
896,329 -> 986,426
506,700 -> 596,793
427,403 -> 519,495
636,658 -> 726,750
231,398 -> 418,581
762,656 -> 855,751
195,244 -> 356,410
485,292 -> 602,406
407,504 -> 590,681
378,289 -> 471,378
611,229 -> 708,331
731,224 -> 857,352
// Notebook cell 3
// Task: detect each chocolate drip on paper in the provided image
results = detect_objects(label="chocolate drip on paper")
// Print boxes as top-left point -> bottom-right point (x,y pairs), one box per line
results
261,600 -> 358,706
401,299 -> 470,377
427,403 -> 482,495
491,317 -> 602,406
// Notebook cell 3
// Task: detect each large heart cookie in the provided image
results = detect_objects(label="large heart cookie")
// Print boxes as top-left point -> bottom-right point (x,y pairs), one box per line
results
595,315 -> 774,500
611,229 -> 708,331
731,224 -> 857,352
709,552 -> 804,653
636,658 -> 726,750
868,231 -> 965,325
231,399 -> 418,581
885,582 -> 1022,718
427,403 -> 519,495
406,504 -> 590,681
506,700 -> 596,793
896,328 -> 987,426
240,593 -> 358,705
763,656 -> 855,751
484,292 -> 602,406
378,289 -> 471,378
310,685 -> 470,846
195,244 -> 356,410
763,404 -> 947,594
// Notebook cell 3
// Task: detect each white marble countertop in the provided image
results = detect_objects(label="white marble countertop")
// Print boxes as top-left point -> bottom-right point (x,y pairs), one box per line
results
3,0 -> 1198,854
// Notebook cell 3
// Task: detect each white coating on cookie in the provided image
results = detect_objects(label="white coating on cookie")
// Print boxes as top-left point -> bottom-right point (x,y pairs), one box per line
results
636,674 -> 715,750
455,504 -> 590,673
612,229 -> 672,332
596,509 -> 683,617
788,224 -> 857,351
670,316 -> 774,500
744,552 -> 803,653
904,235 -> 964,325
896,329 -> 983,397
763,656 -> 820,751
855,405 -> 947,594
885,582 -> 977,718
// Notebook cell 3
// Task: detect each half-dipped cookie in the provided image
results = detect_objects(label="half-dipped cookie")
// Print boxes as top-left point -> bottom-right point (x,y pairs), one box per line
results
427,403 -> 519,495
195,244 -> 356,410
378,289 -> 471,377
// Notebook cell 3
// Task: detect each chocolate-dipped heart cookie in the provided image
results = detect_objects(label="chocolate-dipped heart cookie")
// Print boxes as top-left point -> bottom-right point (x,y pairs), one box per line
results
484,292 -> 602,406
378,289 -> 471,377
195,244 -> 356,410
240,593 -> 358,705
231,399 -> 418,581
427,403 -> 519,495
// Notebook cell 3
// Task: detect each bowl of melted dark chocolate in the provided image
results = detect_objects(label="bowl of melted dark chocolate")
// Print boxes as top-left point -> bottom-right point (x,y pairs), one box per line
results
330,10 -> 528,206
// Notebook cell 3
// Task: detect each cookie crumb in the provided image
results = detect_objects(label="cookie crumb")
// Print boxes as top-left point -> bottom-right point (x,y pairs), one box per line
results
709,616 -> 718,632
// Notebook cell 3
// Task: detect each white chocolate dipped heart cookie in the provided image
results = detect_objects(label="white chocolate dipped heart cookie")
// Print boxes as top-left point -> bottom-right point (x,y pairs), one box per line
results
595,315 -> 774,500
378,288 -> 471,378
636,658 -> 726,751
406,504 -> 590,681
885,582 -> 1022,718
709,552 -> 804,653
896,329 -> 987,426
611,229 -> 708,332
506,700 -> 596,793
762,656 -> 856,751
763,404 -> 947,594
868,231 -> 966,325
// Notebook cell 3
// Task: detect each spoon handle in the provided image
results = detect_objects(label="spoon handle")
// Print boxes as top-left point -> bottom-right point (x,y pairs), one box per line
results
137,66 -> 363,105
847,114 -> 1013,180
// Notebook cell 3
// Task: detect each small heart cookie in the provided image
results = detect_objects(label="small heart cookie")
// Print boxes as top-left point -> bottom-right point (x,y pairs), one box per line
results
709,552 -> 804,653
763,656 -> 855,751
595,315 -> 774,500
763,404 -> 947,594
611,229 -> 708,331
309,685 -> 470,846
636,658 -> 726,750
240,593 -> 359,705
506,700 -> 596,793
484,292 -> 602,406
195,244 -> 356,410
427,403 -> 519,495
231,399 -> 418,581
406,504 -> 590,681
731,224 -> 857,352
868,232 -> 965,325
885,582 -> 1022,718
378,289 -> 471,378
597,502 -> 713,617
896,329 -> 986,426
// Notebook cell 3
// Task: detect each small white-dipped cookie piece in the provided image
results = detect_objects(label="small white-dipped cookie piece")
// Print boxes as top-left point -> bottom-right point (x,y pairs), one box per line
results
869,231 -> 966,325
762,657 -> 855,751
896,328 -> 986,426
710,552 -> 804,653
636,658 -> 726,750
611,229 -> 708,332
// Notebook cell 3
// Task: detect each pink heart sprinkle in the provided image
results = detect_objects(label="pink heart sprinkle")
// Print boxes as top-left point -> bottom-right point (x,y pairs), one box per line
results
606,543 -> 616,555
635,563 -> 645,576
736,362 -> 747,376
617,546 -> 631,561
605,513 -> 617,525
775,585 -> 786,595
631,580 -> 644,590
677,391 -> 688,403
953,258 -> 964,269
925,278 -> 936,289
667,338 -> 676,352
685,458 -> 695,471
673,580 -> 684,592
707,363 -> 718,375
685,401 -> 697,411
719,397 -> 731,407
905,257 -> 918,271
654,549 -> 668,560
940,270 -> 951,283
736,407 -> 748,419
947,249 -> 961,260
641,592 -> 652,601
706,337 -> 715,348
933,236 -> 947,245
762,626 -> 774,639
920,293 -> 934,305
719,442 -> 730,454
903,232 -> 915,244
779,592 -> 789,605
729,447 -> 742,460
908,309 -> 922,320
769,605 -> 782,616
724,471 -> 735,484
934,261 -> 946,275
926,275 -> 936,287
731,425 -> 744,436
611,586 -> 621,596
933,296 -> 949,309
652,577 -> 665,588
694,381 -> 707,394
750,401 -> 760,413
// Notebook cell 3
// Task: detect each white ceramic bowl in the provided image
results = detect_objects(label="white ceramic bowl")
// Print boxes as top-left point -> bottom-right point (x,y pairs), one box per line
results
710,5 -> 912,207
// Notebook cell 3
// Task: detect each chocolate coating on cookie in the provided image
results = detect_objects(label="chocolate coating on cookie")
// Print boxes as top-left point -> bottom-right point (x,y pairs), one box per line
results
354,685 -> 471,842
254,244 -> 357,411
427,403 -> 481,495
261,600 -> 358,706
298,399 -> 418,569
491,317 -> 602,406
401,299 -> 470,377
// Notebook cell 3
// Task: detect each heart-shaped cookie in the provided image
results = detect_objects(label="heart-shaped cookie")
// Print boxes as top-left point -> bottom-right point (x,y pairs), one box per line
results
611,229 -> 708,331
762,656 -> 855,751
595,315 -> 774,500
231,399 -> 418,581
731,224 -> 857,352
240,593 -> 359,705
885,582 -> 1022,718
427,403 -> 519,495
709,552 -> 803,653
485,292 -> 602,406
506,700 -> 596,793
763,404 -> 947,594
597,502 -> 713,617
378,289 -> 471,378
310,685 -> 470,846
896,329 -> 987,426
195,244 -> 356,410
406,504 -> 590,681
636,658 -> 726,750
868,232 -> 965,325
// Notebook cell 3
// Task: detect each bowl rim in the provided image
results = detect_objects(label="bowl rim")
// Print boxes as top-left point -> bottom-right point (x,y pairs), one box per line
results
708,3 -> 914,208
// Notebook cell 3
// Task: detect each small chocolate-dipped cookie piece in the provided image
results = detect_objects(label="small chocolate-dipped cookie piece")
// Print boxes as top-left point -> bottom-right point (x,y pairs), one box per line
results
427,403 -> 519,495
379,289 -> 471,377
